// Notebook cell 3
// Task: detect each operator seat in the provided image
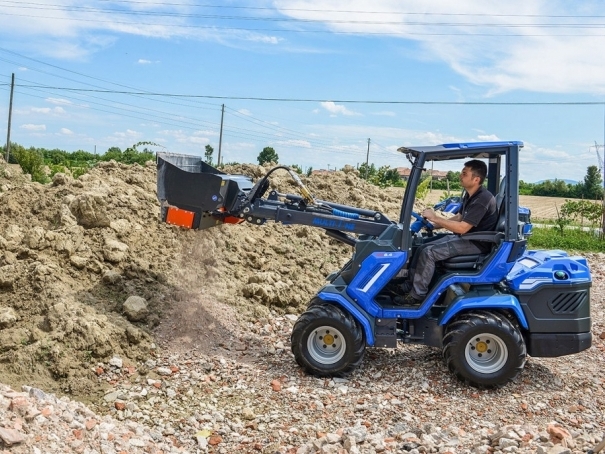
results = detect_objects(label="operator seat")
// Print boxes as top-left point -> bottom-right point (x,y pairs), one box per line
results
439,180 -> 507,271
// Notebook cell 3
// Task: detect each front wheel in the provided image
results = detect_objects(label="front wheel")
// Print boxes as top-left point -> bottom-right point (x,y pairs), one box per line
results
443,311 -> 526,388
291,303 -> 365,377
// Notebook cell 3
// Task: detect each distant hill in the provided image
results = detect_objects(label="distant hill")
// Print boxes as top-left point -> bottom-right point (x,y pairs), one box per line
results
534,179 -> 578,185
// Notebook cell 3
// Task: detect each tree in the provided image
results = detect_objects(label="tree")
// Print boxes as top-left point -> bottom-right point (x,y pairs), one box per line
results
372,165 -> 403,188
258,147 -> 278,165
103,147 -> 122,161
12,146 -> 48,183
358,162 -> 377,180
580,165 -> 603,200
204,144 -> 214,165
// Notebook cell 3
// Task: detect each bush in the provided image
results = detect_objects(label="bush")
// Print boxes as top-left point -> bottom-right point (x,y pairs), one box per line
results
12,146 -> 49,183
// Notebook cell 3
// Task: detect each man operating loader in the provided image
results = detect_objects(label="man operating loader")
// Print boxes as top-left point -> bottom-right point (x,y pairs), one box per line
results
399,159 -> 499,305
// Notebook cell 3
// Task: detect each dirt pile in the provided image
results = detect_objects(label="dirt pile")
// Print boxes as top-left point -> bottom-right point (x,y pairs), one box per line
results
0,158 -> 414,400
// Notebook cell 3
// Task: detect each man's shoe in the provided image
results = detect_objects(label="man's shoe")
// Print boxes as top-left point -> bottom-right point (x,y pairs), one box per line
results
393,293 -> 423,306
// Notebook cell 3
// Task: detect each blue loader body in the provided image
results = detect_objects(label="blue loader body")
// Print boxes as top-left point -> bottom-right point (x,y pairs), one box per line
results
156,140 -> 592,388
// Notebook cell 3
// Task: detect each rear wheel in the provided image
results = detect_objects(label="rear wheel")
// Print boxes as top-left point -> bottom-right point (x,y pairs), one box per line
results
443,311 -> 526,388
291,302 -> 365,377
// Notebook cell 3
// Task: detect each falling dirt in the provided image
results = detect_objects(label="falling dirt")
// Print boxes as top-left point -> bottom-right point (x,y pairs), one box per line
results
0,158 -> 421,402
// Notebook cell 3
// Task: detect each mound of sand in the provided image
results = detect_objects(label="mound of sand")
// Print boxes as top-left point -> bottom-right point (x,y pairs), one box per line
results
0,158 -> 424,400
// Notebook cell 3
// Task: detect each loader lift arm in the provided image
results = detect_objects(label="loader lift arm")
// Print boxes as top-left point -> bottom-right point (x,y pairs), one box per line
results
156,153 -> 394,245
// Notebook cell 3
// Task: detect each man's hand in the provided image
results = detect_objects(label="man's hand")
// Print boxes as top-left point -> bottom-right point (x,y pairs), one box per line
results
421,208 -> 436,221
421,208 -> 470,234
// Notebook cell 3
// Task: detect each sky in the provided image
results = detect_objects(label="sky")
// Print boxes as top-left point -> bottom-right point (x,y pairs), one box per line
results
1,1 -> 605,183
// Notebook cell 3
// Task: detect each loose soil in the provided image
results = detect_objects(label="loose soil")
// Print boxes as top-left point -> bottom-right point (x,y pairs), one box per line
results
0,160 -> 424,402
0,158 -> 599,407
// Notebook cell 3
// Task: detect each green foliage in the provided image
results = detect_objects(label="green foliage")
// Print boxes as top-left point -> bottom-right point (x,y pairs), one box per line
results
11,146 -> 49,183
577,165 -> 603,200
258,146 -> 279,165
358,163 -> 403,188
429,170 -> 462,191
121,142 -> 156,165
100,142 -> 156,165
305,166 -> 313,177
532,179 -> 573,197
290,164 -> 303,174
560,199 -> 604,227
3,141 -> 161,183
103,147 -> 123,162
528,226 -> 605,252
415,175 -> 432,200
439,190 -> 455,201
371,165 -> 403,188
204,144 -> 214,165
2,142 -> 25,164
358,162 -> 377,180
553,204 -> 573,235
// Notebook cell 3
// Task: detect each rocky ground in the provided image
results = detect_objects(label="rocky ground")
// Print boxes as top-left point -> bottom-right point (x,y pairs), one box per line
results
0,157 -> 603,453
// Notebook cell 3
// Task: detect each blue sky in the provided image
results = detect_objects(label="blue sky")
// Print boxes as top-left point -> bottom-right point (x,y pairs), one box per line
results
1,1 -> 605,183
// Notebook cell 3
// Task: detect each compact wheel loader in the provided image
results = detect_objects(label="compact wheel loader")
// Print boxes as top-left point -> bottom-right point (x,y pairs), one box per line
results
156,141 -> 592,388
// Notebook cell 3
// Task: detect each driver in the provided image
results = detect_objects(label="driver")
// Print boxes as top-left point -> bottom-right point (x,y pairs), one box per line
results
399,159 -> 498,305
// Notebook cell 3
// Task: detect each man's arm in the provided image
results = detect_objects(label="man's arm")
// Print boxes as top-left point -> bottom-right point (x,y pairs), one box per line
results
421,209 -> 473,234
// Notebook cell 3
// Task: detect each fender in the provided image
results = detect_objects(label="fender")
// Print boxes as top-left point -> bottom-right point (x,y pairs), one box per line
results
440,294 -> 529,329
317,291 -> 376,346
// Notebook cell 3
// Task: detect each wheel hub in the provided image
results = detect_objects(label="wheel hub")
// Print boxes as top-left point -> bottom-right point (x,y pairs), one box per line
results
322,334 -> 334,345
307,326 -> 346,365
465,333 -> 508,374
475,341 -> 488,353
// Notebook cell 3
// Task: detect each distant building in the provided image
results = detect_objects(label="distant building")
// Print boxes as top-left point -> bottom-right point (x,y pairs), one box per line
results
396,167 -> 448,181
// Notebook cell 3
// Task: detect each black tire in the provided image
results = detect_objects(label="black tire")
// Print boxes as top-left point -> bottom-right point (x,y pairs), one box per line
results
291,303 -> 365,377
443,311 -> 526,388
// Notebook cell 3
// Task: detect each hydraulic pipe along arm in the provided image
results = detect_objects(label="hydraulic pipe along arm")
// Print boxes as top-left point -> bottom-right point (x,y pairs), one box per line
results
156,153 -> 393,244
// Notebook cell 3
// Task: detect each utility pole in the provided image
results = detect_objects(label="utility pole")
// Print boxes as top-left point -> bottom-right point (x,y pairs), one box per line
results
365,138 -> 370,179
217,104 -> 225,166
596,140 -> 605,235
5,73 -> 14,162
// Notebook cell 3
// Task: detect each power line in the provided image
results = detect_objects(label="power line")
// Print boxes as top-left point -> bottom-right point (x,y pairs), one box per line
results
4,83 -> 605,106
5,6 -> 605,27
1,9 -> 605,37
4,1 -> 605,22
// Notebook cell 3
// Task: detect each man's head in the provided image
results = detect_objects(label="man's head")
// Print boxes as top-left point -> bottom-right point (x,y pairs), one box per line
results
460,159 -> 488,189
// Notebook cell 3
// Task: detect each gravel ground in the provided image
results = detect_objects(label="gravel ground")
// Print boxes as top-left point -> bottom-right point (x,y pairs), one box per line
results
0,254 -> 603,454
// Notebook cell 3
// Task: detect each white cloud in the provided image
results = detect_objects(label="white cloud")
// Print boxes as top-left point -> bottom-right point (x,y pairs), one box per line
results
46,98 -> 72,106
320,101 -> 361,117
275,1 -> 605,95
31,106 -> 66,115
59,128 -> 74,135
275,139 -> 312,148
138,59 -> 152,64
245,34 -> 281,45
21,124 -> 46,131
157,129 -> 213,146
0,0 -> 283,59
477,134 -> 501,142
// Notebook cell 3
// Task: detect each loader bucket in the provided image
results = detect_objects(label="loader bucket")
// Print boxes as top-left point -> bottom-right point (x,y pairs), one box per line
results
156,153 -> 253,230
